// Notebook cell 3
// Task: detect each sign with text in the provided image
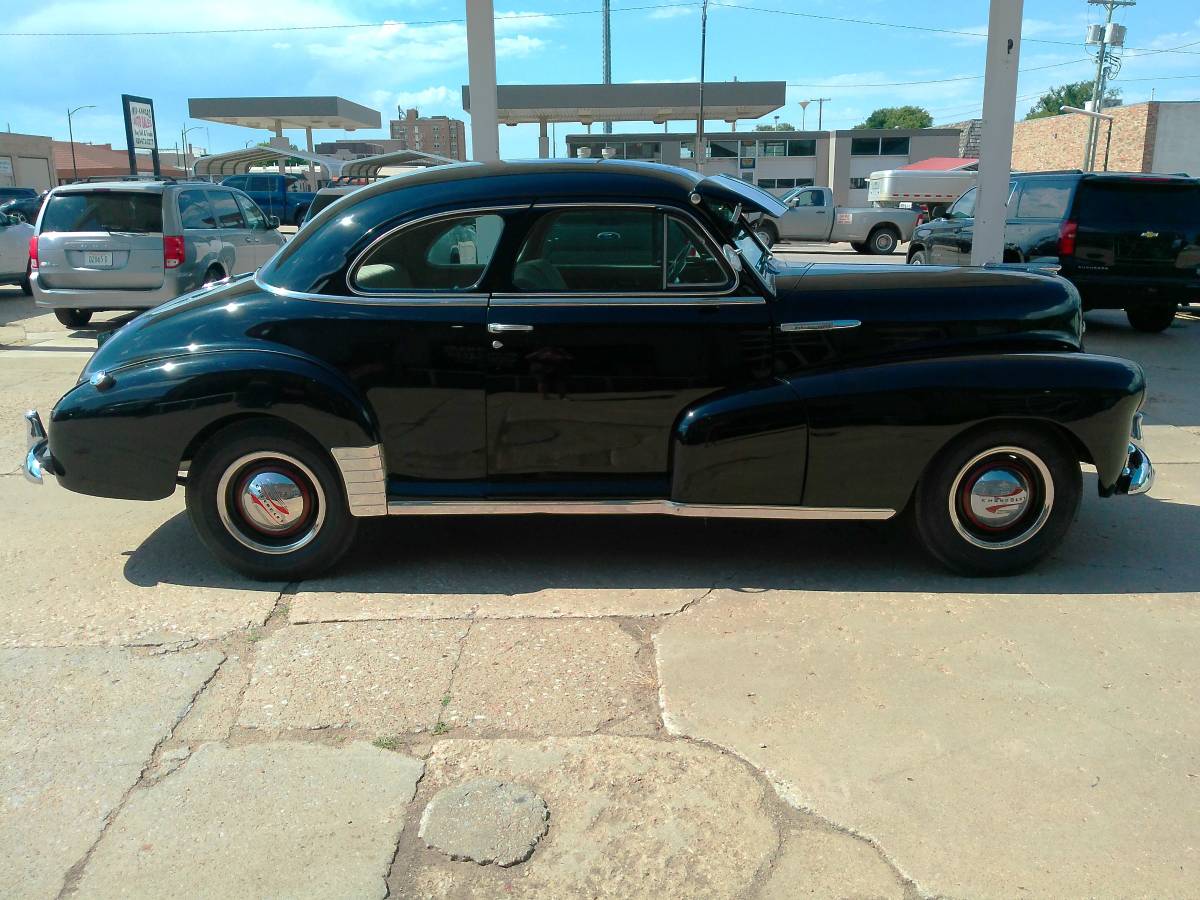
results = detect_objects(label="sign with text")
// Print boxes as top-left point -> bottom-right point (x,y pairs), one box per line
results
120,94 -> 160,176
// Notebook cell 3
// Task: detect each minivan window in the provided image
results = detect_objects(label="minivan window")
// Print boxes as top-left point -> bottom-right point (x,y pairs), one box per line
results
1073,180 -> 1200,228
178,191 -> 217,229
40,192 -> 163,234
1015,182 -> 1073,219
235,194 -> 268,229
206,191 -> 246,229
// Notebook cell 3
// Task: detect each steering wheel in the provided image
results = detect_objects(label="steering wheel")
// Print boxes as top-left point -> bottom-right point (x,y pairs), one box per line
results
666,241 -> 693,284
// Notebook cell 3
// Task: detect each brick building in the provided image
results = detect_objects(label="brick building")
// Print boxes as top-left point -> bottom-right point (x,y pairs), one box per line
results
388,108 -> 466,160
1006,100 -> 1200,175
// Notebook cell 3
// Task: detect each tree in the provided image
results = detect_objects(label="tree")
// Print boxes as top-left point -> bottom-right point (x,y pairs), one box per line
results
754,122 -> 797,131
1025,82 -> 1122,120
854,106 -> 933,129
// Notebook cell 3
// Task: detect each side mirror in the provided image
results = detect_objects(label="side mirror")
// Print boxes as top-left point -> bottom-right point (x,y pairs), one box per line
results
266,215 -> 280,230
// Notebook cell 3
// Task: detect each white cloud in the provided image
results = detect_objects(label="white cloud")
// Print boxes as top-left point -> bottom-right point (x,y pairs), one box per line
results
648,6 -> 696,19
392,86 -> 459,109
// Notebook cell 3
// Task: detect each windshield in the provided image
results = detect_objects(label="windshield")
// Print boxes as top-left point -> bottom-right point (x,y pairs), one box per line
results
703,198 -> 775,286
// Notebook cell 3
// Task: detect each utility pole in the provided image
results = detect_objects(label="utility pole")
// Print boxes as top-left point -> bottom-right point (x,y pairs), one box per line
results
1083,0 -> 1134,170
814,97 -> 831,130
602,0 -> 612,134
66,104 -> 95,183
695,0 -> 709,174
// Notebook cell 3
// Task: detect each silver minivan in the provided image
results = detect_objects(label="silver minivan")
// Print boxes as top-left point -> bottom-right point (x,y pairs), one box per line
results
31,180 -> 286,327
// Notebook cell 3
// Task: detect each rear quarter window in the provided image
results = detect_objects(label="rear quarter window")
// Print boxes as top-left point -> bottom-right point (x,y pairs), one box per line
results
1014,182 -> 1073,219
1074,180 -> 1200,228
40,192 -> 163,234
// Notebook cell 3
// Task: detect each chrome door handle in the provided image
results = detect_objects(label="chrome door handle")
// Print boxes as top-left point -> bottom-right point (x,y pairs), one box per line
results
777,320 -> 861,332
488,323 -> 534,333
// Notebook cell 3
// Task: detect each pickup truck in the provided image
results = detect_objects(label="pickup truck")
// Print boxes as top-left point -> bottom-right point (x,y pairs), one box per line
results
752,186 -> 921,254
220,173 -> 316,226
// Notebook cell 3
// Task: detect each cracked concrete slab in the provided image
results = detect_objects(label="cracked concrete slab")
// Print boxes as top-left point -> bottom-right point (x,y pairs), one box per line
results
443,620 -> 658,736
755,826 -> 907,899
400,736 -> 777,899
74,742 -> 423,899
237,621 -> 468,732
0,647 -> 222,898
0,482 -> 281,647
657,573 -> 1200,897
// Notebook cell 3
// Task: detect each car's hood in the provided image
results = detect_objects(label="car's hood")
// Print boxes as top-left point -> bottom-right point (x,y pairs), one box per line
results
771,263 -> 1083,369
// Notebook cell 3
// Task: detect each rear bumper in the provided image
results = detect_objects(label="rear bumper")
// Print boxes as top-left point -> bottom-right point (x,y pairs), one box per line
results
1067,272 -> 1200,308
31,271 -> 191,311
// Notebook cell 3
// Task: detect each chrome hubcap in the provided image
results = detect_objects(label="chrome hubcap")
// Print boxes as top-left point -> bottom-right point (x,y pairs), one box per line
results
239,471 -> 307,534
949,447 -> 1054,551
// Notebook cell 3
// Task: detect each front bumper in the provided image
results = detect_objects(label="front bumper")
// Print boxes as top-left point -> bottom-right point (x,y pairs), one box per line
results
1114,413 -> 1154,496
23,410 -> 55,484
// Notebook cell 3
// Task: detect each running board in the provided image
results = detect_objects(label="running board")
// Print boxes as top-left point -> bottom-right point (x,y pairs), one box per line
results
384,499 -> 895,520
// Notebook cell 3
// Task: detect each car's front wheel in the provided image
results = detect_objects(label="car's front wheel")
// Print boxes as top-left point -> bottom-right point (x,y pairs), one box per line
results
866,226 -> 900,255
54,308 -> 93,328
1126,302 -> 1178,333
753,223 -> 777,248
907,249 -> 928,265
913,426 -> 1081,576
850,241 -> 867,254
185,421 -> 359,580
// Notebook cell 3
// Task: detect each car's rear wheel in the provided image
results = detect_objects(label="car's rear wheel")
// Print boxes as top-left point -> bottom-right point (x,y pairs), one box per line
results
54,309 -> 93,328
1125,302 -> 1178,333
866,226 -> 900,255
185,421 -> 358,580
202,265 -> 225,287
754,222 -> 777,248
913,426 -> 1081,576
292,206 -> 309,226
20,263 -> 32,295
908,250 -> 928,265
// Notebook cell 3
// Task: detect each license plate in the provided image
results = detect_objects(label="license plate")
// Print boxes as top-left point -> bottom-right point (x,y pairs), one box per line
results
83,251 -> 113,267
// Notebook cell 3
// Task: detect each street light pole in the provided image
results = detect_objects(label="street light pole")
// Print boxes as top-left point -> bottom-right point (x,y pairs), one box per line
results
1062,105 -> 1115,171
66,104 -> 96,182
695,0 -> 709,174
181,124 -> 202,175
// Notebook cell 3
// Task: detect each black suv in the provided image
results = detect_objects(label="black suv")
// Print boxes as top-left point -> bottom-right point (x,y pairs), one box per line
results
907,172 -> 1200,332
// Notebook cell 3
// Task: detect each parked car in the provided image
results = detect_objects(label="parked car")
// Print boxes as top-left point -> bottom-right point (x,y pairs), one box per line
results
30,180 -> 286,327
0,212 -> 34,294
221,174 -> 316,226
23,160 -> 1152,580
0,193 -> 46,225
300,185 -> 361,228
752,186 -> 920,254
0,187 -> 37,204
907,172 -> 1200,332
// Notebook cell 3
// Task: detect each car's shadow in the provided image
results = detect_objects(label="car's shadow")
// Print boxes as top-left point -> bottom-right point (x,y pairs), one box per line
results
124,479 -> 1200,597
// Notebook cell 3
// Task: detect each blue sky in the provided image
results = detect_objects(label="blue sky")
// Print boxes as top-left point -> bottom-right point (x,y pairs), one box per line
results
3,0 -> 1198,160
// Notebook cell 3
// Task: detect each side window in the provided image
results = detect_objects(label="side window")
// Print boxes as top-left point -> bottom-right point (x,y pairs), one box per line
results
223,176 -> 247,190
665,216 -> 730,288
206,191 -> 246,229
178,191 -> 216,230
353,213 -> 504,293
949,187 -> 976,218
793,190 -> 823,208
514,208 -> 661,293
1015,182 -> 1072,219
235,194 -> 268,229
246,176 -> 272,192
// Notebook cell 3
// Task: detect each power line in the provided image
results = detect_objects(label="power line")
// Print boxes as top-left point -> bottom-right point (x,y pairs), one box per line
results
786,57 -> 1092,89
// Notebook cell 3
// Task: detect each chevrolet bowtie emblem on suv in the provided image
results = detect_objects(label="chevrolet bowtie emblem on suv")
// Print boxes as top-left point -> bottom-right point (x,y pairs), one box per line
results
1141,231 -> 1160,239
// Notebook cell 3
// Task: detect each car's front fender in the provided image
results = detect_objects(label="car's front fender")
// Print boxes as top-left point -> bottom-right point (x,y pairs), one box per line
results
49,349 -> 379,501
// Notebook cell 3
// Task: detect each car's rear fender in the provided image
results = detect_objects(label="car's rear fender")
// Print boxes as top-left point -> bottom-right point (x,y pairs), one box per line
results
785,352 -> 1146,511
48,349 -> 379,501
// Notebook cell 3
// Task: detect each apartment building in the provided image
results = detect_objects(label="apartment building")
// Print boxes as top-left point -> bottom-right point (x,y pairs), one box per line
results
389,108 -> 467,161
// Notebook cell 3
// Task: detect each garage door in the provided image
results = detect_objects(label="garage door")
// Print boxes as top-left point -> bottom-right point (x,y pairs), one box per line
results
15,156 -> 53,192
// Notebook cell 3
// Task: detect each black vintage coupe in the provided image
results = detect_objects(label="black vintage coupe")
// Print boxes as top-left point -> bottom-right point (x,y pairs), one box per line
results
24,161 -> 1153,579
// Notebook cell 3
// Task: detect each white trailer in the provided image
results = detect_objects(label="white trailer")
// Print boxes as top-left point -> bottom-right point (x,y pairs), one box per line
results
867,168 -> 977,209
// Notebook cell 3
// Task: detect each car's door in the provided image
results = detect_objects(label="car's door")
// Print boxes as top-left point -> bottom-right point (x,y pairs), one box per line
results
778,188 -> 832,241
926,187 -> 976,265
232,192 -> 281,267
205,190 -> 255,274
176,189 -> 222,275
484,204 -> 773,499
244,175 -> 278,221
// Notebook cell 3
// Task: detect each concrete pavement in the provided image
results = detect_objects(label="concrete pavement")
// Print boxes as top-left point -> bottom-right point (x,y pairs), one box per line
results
1,272 -> 1198,898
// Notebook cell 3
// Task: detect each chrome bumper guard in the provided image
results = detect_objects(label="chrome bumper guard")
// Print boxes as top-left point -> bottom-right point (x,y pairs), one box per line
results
23,410 -> 52,485
1116,413 -> 1154,496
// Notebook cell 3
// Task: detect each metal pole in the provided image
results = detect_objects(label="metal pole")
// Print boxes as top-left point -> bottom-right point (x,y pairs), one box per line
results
970,0 -> 1023,267
695,0 -> 708,174
1103,116 -> 1113,171
465,0 -> 500,161
602,0 -> 612,135
815,98 -> 831,130
68,109 -> 78,182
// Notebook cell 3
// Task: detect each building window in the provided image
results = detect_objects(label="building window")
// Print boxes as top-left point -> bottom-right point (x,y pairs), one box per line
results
786,139 -> 816,157
708,140 -> 738,159
761,141 -> 787,157
624,141 -> 660,160
759,178 -> 809,190
739,157 -> 756,170
739,140 -> 757,158
680,140 -> 695,159
850,138 -> 880,156
759,178 -> 777,188
880,136 -> 910,155
849,177 -> 870,190
740,173 -> 755,183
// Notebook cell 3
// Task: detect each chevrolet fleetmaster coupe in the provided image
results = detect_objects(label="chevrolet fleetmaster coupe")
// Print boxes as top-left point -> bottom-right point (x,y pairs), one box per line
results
24,161 -> 1153,579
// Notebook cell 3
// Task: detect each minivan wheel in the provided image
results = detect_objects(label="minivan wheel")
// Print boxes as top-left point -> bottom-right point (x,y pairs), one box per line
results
866,226 -> 900,255
913,426 -> 1081,576
20,264 -> 32,295
54,309 -> 93,328
202,266 -> 225,287
185,421 -> 358,580
1126,302 -> 1178,333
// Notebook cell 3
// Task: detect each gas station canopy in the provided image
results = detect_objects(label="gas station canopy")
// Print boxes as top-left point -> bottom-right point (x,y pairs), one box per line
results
462,81 -> 787,126
192,145 -> 454,178
187,96 -> 381,132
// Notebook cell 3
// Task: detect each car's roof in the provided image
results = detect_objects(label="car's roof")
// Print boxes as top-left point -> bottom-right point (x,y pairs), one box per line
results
1016,170 -> 1197,183
54,180 -> 172,194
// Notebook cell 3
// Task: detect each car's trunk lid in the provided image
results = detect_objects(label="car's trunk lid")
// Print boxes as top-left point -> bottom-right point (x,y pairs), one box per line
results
37,190 -> 166,290
1071,179 -> 1200,280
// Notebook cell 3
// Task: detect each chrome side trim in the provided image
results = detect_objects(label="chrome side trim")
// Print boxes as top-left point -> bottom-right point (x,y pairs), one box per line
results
490,294 -> 764,306
778,320 -> 861,332
256,276 -> 489,308
331,444 -> 388,517
385,499 -> 895,520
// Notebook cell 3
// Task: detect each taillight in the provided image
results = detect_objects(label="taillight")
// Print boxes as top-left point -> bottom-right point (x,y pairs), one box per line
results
28,236 -> 38,269
1057,220 -> 1077,257
163,235 -> 185,269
